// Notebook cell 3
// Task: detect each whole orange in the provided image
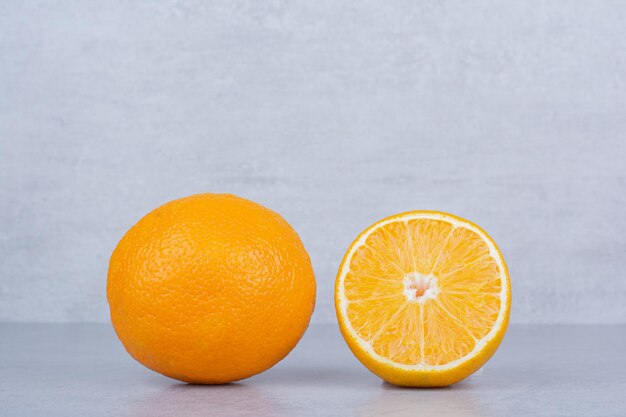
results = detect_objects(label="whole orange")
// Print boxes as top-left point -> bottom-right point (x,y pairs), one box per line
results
107,193 -> 316,384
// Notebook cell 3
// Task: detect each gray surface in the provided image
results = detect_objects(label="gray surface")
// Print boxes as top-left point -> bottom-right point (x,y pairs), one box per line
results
1,323 -> 625,416
1,1 -> 626,324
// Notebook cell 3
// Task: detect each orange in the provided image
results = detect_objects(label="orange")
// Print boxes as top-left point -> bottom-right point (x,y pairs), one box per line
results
107,193 -> 316,384
335,211 -> 510,387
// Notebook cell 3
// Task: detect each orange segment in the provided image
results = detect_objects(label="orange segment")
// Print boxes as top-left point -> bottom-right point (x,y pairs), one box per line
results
363,221 -> 415,274
436,291 -> 502,341
343,271 -> 403,302
406,219 -> 455,274
335,211 -> 511,387
438,255 -> 503,294
370,303 -> 421,365
422,300 -> 476,365
346,295 -> 405,342
433,227 -> 492,277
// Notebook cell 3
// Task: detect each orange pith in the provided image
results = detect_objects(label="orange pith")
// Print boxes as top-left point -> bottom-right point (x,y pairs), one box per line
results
335,211 -> 510,387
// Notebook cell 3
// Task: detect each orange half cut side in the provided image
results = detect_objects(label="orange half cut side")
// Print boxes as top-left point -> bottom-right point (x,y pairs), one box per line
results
335,211 -> 511,387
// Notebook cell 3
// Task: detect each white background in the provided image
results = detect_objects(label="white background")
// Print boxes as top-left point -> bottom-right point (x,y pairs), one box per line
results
1,1 -> 625,324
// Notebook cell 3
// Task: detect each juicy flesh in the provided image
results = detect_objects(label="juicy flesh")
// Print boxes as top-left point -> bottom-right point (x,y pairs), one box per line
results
343,219 -> 502,366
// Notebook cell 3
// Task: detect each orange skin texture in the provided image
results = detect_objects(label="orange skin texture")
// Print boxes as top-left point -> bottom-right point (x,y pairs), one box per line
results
107,194 -> 316,384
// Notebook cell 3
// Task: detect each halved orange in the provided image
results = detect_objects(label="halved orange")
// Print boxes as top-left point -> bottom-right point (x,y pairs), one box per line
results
335,211 -> 511,387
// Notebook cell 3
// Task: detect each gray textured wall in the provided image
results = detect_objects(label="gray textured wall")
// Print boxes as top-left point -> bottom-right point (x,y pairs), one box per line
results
1,1 -> 625,324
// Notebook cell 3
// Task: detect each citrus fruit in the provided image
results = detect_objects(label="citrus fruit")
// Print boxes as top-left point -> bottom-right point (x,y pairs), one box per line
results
107,193 -> 316,384
335,211 -> 511,387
